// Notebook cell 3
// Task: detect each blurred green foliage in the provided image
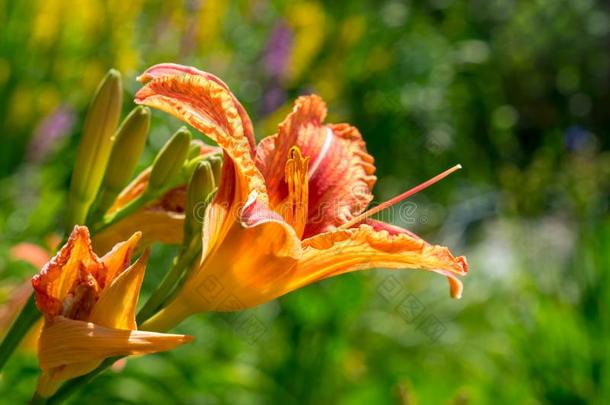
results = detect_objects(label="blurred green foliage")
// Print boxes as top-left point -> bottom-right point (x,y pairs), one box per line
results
1,0 -> 609,403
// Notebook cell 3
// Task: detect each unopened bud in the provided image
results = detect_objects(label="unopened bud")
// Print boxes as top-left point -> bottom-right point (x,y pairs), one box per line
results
96,106 -> 151,213
148,127 -> 191,193
187,141 -> 202,160
183,161 -> 216,244
207,154 -> 223,185
67,69 -> 122,229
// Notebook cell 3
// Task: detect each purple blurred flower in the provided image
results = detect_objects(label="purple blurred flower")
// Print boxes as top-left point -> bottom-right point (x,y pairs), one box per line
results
263,21 -> 293,79
261,84 -> 287,115
564,126 -> 590,152
28,105 -> 75,162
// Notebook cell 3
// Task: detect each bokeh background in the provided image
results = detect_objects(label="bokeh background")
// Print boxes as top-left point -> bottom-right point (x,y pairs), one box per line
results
1,0 -> 609,403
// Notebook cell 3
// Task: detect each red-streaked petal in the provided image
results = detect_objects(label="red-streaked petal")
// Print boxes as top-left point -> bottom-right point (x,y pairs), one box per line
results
137,63 -> 255,152
135,72 -> 267,204
295,224 -> 468,298
255,95 -> 376,238
99,231 -> 141,285
32,226 -> 104,317
89,250 -> 148,330
359,218 -> 423,240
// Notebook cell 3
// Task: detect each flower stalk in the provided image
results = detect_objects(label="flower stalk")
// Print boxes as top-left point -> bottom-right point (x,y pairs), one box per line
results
0,294 -> 39,371
137,161 -> 217,324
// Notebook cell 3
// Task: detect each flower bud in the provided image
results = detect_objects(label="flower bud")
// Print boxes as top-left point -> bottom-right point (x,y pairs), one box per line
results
147,127 -> 191,193
95,106 -> 151,214
207,154 -> 223,185
67,69 -> 122,229
187,140 -> 202,160
183,161 -> 216,244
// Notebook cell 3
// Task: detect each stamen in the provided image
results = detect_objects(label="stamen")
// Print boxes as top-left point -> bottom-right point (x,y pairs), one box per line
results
283,146 -> 310,237
340,164 -> 462,229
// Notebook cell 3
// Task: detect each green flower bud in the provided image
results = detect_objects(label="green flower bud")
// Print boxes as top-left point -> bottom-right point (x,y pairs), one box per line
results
187,141 -> 202,160
183,161 -> 216,244
95,106 -> 151,214
66,69 -> 122,229
207,154 -> 223,185
147,127 -> 191,193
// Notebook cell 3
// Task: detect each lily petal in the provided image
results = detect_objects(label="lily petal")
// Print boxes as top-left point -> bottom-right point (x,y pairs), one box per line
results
37,316 -> 192,394
135,69 -> 272,264
99,231 -> 141,285
293,224 -> 468,298
137,63 -> 256,153
89,250 -> 149,330
32,226 -> 104,317
142,203 -> 302,331
134,72 -> 266,203
93,207 -> 183,254
255,95 -> 376,237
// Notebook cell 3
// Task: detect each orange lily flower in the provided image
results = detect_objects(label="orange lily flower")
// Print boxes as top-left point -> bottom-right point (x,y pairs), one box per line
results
32,226 -> 192,397
135,64 -> 467,331
92,140 -> 220,253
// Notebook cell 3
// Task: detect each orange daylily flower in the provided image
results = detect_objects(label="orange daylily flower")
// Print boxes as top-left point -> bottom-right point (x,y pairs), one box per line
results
134,63 -> 468,331
32,226 -> 192,397
92,140 -> 220,253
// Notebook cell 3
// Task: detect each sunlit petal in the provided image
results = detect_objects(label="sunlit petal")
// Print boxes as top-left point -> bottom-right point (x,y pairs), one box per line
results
255,95 -> 376,237
37,316 -> 192,395
32,226 -> 104,317
296,224 -> 467,298
134,73 -> 266,203
99,231 -> 141,285
138,63 -> 256,152
89,250 -> 149,330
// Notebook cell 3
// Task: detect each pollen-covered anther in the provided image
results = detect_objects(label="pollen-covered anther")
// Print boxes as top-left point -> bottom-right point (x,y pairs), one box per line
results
283,146 -> 310,237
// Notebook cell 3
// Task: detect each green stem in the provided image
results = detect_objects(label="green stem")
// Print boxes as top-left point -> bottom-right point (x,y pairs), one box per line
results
0,294 -> 41,372
92,192 -> 153,234
136,242 -> 200,324
29,392 -> 46,405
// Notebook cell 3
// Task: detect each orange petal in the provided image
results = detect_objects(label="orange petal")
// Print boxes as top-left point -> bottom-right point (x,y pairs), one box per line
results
255,95 -> 376,237
294,223 -> 468,299
32,226 -> 104,317
135,68 -> 270,264
37,316 -> 192,396
142,208 -> 302,330
89,250 -> 149,330
92,209 -> 183,254
99,231 -> 141,285
137,63 -> 256,153
134,72 -> 266,204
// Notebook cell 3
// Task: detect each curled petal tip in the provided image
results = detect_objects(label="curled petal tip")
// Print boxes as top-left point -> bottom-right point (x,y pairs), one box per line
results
136,73 -> 151,84
457,255 -> 468,274
181,334 -> 195,344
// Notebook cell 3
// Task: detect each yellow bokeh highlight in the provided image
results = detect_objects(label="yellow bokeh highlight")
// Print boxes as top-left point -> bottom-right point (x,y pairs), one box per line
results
286,2 -> 326,84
